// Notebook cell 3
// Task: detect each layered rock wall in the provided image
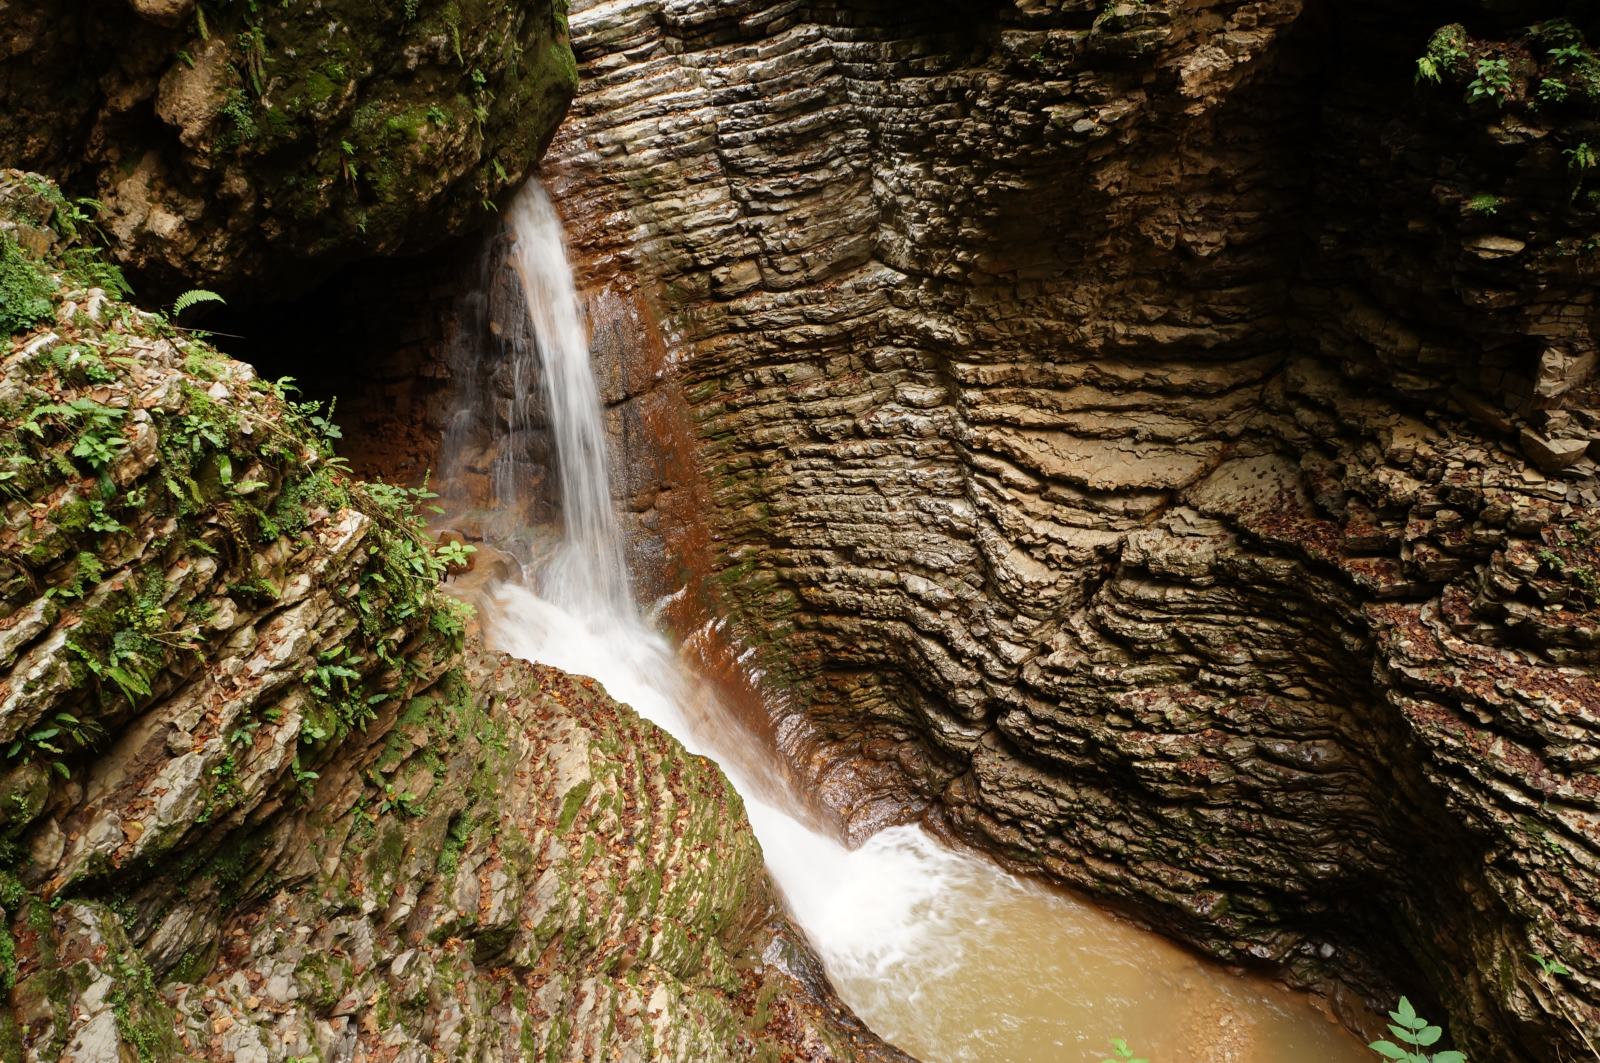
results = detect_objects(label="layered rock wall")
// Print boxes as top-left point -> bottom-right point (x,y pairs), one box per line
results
533,1 -> 1600,1056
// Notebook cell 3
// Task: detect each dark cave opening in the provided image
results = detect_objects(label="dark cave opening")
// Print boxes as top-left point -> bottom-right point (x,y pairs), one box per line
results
208,227 -> 490,488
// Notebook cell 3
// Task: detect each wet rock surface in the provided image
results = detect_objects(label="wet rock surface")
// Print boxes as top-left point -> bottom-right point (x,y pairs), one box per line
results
0,2 -> 577,299
0,176 -> 901,1062
528,1 -> 1600,1056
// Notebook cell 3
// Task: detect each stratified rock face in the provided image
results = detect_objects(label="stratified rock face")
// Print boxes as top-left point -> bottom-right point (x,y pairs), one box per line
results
534,1 -> 1600,1056
0,1 -> 577,297
0,177 -> 900,1062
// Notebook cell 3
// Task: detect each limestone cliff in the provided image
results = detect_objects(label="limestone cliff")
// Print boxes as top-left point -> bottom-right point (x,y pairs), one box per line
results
0,1 -> 577,297
0,176 -> 900,1062
508,1 -> 1600,1057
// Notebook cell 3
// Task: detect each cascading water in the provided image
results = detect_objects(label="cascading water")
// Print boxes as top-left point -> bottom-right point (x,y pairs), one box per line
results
444,180 -> 1371,1063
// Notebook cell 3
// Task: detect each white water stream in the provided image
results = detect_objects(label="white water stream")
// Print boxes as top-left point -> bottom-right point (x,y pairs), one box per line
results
456,181 -> 1369,1063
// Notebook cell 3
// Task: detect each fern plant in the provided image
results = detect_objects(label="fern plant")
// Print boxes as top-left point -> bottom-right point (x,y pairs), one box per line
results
171,289 -> 225,317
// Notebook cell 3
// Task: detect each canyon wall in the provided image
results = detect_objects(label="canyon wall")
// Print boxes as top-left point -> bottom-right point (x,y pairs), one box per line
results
534,0 -> 1600,1056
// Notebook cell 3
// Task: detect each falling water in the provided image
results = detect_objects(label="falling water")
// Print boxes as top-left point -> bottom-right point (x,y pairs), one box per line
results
445,180 -> 1371,1063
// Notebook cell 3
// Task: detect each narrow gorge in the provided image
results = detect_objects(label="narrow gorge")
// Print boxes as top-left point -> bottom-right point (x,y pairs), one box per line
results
2,1 -> 1598,1062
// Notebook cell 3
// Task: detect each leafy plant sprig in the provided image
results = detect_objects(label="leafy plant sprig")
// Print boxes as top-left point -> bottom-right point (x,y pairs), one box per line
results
1368,997 -> 1465,1063
172,289 -> 225,318
1103,1038 -> 1149,1063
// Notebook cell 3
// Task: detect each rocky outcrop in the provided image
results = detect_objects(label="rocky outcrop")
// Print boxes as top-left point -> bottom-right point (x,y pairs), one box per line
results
521,1 -> 1600,1057
0,177 -> 899,1061
0,1 -> 576,297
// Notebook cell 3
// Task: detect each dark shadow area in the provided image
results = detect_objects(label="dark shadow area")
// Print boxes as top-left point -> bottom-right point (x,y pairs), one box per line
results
210,226 -> 490,486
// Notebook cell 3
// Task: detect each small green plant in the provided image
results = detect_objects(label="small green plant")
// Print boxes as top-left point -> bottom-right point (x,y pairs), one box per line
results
429,595 -> 474,642
6,712 -> 104,778
300,646 -> 386,742
306,652 -> 361,696
217,89 -> 257,149
48,343 -> 118,386
376,782 -> 423,818
46,551 -> 105,601
1534,19 -> 1584,51
1467,57 -> 1514,106
1538,77 -> 1570,104
1530,953 -> 1571,978
1464,194 -> 1506,215
436,539 -> 475,569
228,718 -> 260,747
289,756 -> 319,801
171,289 -> 225,318
20,396 -> 128,473
67,571 -> 198,708
1527,954 -> 1600,1059
0,235 -> 55,335
1368,997 -> 1465,1063
1416,24 -> 1470,84
21,176 -> 111,247
60,247 -> 132,299
1103,1038 -> 1149,1063
1549,42 -> 1589,69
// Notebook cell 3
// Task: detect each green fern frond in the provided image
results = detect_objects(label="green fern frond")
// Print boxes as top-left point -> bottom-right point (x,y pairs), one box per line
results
172,289 -> 226,317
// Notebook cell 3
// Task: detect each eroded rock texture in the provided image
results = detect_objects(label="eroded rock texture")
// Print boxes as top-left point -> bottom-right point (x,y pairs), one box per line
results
0,1 -> 576,297
0,178 -> 898,1062
533,1 -> 1600,1056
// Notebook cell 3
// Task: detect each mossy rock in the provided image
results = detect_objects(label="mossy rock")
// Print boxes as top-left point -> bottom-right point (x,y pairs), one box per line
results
0,1 -> 577,300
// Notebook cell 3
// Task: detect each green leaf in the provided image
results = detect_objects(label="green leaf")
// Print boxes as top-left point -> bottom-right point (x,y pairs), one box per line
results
1433,1052 -> 1466,1063
172,289 -> 226,317
1369,1042 -> 1409,1061
1415,1025 -> 1441,1047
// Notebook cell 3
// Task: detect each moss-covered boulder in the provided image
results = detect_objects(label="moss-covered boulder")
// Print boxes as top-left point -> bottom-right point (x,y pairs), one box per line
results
0,174 -> 902,1061
0,1 -> 577,298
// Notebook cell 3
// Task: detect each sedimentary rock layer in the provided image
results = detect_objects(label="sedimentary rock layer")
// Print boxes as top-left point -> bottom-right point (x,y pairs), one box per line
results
532,1 -> 1600,1056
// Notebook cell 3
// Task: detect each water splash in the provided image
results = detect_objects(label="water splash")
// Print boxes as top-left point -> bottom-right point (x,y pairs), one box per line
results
444,180 -> 1370,1063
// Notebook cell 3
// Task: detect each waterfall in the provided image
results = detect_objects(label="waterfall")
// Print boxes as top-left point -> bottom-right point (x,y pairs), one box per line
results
454,183 -> 959,1002
440,180 -> 1372,1063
